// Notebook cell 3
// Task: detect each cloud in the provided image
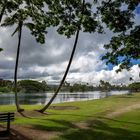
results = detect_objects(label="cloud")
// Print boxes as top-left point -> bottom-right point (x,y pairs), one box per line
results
67,65 -> 140,85
0,16 -> 139,85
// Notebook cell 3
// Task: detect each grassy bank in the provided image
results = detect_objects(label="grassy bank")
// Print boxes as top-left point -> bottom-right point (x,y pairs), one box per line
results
0,93 -> 140,140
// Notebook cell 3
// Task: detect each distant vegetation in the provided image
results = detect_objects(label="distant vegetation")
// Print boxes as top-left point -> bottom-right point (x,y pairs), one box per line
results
0,79 -> 49,93
17,80 -> 48,93
60,80 -> 129,92
0,79 -> 13,93
129,82 -> 140,92
0,79 -> 139,93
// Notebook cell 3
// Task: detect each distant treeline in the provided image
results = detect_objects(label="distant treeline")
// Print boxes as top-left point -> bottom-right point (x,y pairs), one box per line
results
0,79 -> 139,93
60,80 -> 138,92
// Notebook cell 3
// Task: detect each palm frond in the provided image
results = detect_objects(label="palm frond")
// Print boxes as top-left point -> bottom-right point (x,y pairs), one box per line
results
0,48 -> 3,52
11,26 -> 19,36
1,17 -> 15,26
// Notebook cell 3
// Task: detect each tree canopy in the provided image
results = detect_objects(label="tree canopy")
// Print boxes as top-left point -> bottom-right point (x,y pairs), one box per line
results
98,0 -> 140,71
129,82 -> 140,92
1,0 -> 140,70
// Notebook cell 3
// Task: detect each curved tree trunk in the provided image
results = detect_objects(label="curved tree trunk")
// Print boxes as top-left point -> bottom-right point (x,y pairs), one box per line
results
38,0 -> 85,113
14,21 -> 24,112
38,30 -> 80,113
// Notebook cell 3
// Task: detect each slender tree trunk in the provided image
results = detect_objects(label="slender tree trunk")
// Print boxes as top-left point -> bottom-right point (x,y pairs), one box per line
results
38,30 -> 80,113
14,21 -> 24,112
38,0 -> 85,113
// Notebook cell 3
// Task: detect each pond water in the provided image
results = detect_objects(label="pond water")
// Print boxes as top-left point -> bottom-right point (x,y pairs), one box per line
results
0,90 -> 129,105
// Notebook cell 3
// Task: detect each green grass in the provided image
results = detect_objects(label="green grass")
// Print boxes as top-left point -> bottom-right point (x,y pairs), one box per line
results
0,93 -> 140,140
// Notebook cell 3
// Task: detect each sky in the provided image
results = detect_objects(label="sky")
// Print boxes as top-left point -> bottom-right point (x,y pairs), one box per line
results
0,6 -> 140,86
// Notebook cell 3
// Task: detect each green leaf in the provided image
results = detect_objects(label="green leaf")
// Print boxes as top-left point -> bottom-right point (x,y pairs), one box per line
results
0,48 -> 3,52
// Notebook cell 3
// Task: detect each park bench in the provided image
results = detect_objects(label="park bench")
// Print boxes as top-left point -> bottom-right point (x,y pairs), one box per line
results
0,112 -> 14,139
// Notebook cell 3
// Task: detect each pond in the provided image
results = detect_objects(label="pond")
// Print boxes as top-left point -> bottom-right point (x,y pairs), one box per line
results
0,90 -> 129,105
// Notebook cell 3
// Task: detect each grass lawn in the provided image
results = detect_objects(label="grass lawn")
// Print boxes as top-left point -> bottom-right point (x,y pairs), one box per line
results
0,93 -> 140,140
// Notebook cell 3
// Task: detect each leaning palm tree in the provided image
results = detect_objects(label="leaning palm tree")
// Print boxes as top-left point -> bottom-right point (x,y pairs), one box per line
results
0,1 -> 24,112
38,0 -> 86,113
1,1 -> 49,112
13,20 -> 24,112
38,28 -> 81,113
3,15 -> 25,112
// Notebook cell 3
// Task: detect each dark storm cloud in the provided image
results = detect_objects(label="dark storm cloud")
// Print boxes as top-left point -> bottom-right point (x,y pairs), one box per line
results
18,28 -> 75,67
0,26 -> 120,81
51,76 -> 61,81
0,13 -> 139,84
0,60 -> 14,69
0,69 -> 13,79
18,70 -> 50,79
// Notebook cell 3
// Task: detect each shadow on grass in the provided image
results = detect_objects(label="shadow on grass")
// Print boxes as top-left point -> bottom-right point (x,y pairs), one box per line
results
32,119 -> 78,132
32,118 -> 140,140
99,117 -> 140,125
49,112 -> 94,118
114,95 -> 134,98
59,120 -> 140,140
117,97 -> 133,99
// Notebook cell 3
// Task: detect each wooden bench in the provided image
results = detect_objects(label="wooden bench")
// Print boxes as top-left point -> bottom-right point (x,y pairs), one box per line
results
0,112 -> 14,138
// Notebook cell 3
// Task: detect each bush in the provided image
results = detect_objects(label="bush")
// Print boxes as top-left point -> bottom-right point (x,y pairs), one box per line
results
129,82 -> 140,92
18,80 -> 48,93
0,87 -> 11,93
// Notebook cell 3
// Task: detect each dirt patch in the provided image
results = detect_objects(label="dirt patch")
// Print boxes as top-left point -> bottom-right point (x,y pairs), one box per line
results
15,111 -> 49,118
14,106 -> 79,118
48,106 -> 79,110
0,124 -> 60,140
15,106 -> 79,118
1,125 -> 60,140
74,122 -> 89,129
106,103 -> 140,118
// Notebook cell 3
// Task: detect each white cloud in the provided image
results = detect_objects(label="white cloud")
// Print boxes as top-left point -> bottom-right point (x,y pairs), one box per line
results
66,65 -> 140,85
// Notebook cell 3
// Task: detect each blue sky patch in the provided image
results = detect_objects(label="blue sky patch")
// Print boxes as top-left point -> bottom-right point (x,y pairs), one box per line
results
135,4 -> 140,14
106,58 -> 140,71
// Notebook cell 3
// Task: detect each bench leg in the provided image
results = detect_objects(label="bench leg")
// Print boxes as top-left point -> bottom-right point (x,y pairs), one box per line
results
7,113 -> 10,135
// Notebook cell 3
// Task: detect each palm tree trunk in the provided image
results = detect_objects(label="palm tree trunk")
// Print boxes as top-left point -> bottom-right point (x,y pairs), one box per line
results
14,21 -> 24,112
38,0 -> 85,113
38,29 -> 80,113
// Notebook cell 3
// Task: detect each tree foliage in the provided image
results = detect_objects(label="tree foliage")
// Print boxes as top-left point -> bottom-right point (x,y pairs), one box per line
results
129,82 -> 140,92
1,0 -> 139,69
98,0 -> 140,71
0,48 -> 3,52
99,80 -> 112,91
18,80 -> 48,93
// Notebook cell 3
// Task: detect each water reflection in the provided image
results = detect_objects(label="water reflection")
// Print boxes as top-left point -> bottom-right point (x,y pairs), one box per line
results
19,93 -> 47,105
0,90 -> 129,105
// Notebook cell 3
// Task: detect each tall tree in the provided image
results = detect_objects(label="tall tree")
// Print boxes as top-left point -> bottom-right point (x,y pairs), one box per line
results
1,1 -> 49,112
38,0 -> 140,113
2,9 -> 29,112
14,21 -> 23,111
38,0 -> 104,113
